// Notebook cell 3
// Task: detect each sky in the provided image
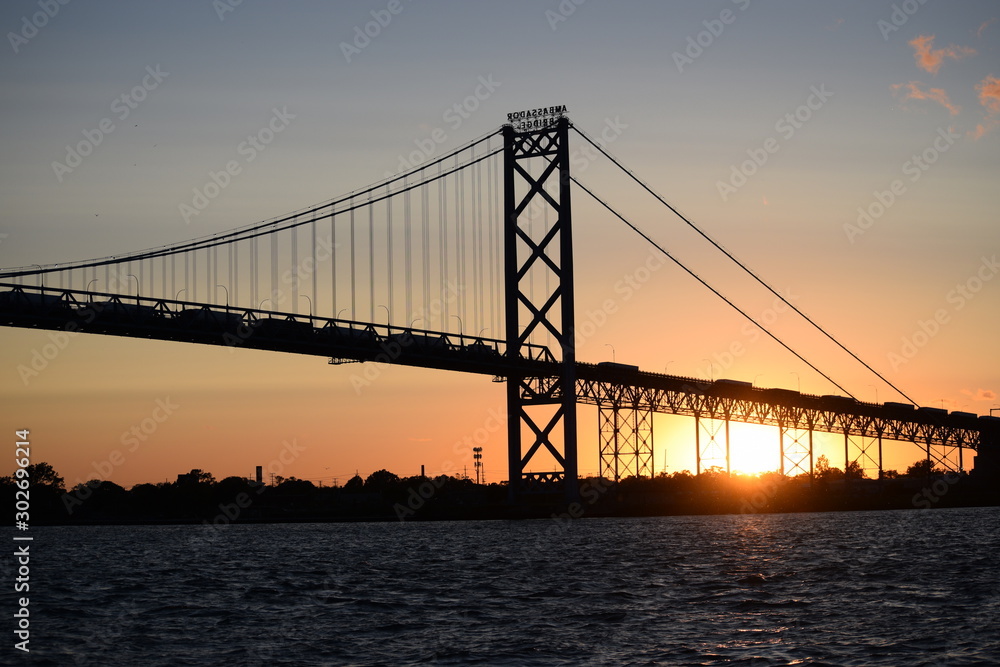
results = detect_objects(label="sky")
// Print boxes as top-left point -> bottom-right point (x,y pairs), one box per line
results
1,1 -> 998,490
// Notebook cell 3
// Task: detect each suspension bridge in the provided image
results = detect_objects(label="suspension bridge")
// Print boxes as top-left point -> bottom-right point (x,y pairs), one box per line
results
2,110 -> 997,498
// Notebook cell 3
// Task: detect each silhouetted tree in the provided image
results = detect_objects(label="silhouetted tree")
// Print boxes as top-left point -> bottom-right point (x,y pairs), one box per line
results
26,462 -> 64,491
190,469 -> 215,484
343,474 -> 365,492
845,461 -> 866,480
365,469 -> 400,492
905,459 -> 944,477
816,455 -> 843,481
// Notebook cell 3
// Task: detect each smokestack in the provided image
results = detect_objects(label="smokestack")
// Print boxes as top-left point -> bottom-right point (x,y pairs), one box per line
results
255,466 -> 263,484
421,465 -> 425,478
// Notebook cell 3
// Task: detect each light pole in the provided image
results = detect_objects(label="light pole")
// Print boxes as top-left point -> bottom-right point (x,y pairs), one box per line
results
702,358 -> 715,382
299,294 -> 313,319
87,279 -> 99,303
664,360 -> 674,374
125,273 -> 139,305
450,314 -> 463,335
337,308 -> 349,321
216,284 -> 230,308
867,384 -> 879,404
378,304 -> 390,326
605,343 -> 616,363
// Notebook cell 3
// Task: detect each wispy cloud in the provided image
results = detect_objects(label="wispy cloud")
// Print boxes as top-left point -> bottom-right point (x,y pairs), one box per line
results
891,81 -> 961,115
909,34 -> 976,74
961,388 -> 997,402
977,75 -> 1000,113
976,18 -> 996,39
970,74 -> 1000,139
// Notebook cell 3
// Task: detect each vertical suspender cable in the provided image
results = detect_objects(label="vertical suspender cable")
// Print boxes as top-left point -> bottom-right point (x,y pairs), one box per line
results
369,195 -> 375,323
270,228 -> 278,309
326,210 -> 333,319
311,212 -> 318,317
456,152 -> 465,333
421,175 -> 430,316
291,223 -> 299,313
350,196 -> 356,320
440,161 -> 448,327
404,177 -> 412,322
232,241 -> 238,308
386,183 -> 393,324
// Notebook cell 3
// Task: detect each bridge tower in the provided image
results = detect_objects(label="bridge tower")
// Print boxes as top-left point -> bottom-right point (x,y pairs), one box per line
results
503,112 -> 578,499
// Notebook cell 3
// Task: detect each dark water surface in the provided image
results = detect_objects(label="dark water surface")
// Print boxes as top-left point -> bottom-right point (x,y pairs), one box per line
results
19,507 -> 1000,665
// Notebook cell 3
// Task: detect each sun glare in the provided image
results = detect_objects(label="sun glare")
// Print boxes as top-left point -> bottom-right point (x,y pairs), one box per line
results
728,423 -> 781,476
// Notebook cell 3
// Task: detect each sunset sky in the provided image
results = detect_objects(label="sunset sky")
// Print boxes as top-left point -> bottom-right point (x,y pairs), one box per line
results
1,1 -> 998,490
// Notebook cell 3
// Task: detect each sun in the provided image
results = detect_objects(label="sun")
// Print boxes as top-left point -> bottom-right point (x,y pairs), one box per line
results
728,422 -> 781,476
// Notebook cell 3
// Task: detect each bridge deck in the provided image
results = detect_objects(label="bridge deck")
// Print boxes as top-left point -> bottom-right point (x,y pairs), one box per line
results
2,283 -> 997,453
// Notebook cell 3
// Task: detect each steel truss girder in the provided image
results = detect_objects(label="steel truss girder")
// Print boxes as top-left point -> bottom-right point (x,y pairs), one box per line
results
504,118 -> 578,498
695,413 -> 729,475
780,423 -> 813,478
572,379 -> 982,469
598,384 -> 654,481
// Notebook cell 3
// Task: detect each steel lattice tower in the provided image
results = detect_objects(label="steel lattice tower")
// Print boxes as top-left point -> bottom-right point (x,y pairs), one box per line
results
503,116 -> 578,499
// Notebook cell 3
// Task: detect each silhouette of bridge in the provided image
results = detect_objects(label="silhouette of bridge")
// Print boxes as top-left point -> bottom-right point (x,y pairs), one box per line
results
3,112 -> 997,497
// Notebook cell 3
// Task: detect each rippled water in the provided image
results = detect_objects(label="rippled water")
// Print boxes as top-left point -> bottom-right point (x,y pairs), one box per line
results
20,507 -> 1000,665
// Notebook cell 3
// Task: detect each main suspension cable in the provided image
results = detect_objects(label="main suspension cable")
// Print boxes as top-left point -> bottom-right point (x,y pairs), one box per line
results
570,123 -> 915,406
571,173 -> 856,399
